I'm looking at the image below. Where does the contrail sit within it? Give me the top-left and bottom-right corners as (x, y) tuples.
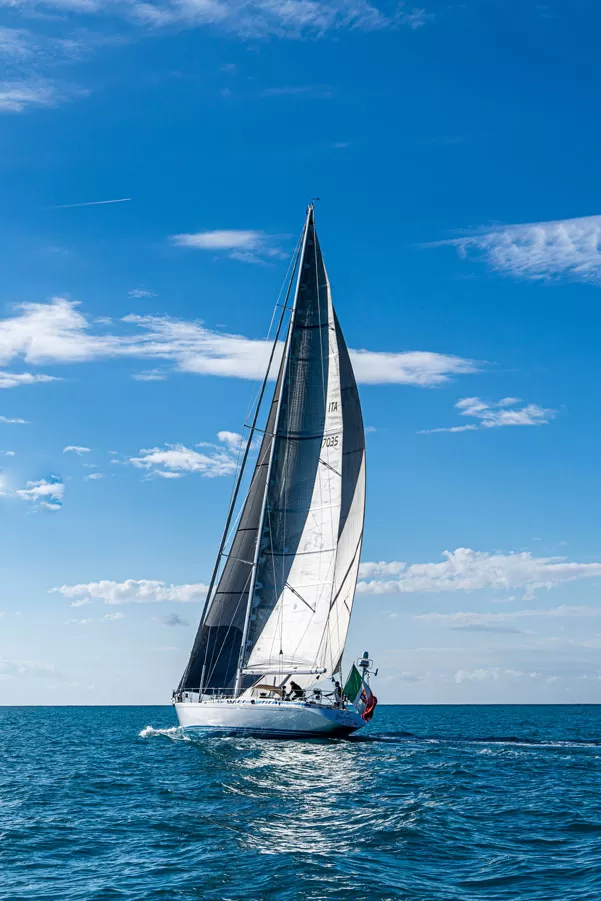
(47, 197), (132, 210)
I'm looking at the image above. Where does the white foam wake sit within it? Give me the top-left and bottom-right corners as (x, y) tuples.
(138, 725), (190, 741)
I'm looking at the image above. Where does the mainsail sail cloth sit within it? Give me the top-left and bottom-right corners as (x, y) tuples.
(179, 207), (365, 695)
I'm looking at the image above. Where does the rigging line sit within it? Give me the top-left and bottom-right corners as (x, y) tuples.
(182, 232), (304, 681)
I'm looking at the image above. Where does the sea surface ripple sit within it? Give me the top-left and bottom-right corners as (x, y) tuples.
(2, 705), (601, 900)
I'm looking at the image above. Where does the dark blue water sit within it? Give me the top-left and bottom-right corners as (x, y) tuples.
(2, 706), (601, 900)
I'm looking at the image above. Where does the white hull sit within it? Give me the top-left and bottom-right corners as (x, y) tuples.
(175, 698), (366, 737)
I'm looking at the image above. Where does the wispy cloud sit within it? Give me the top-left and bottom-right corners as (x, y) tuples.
(454, 667), (545, 684)
(132, 369), (168, 381)
(128, 288), (157, 298)
(0, 79), (61, 112)
(48, 197), (131, 210)
(14, 476), (64, 510)
(170, 229), (287, 264)
(0, 297), (478, 387)
(84, 472), (104, 480)
(53, 579), (208, 604)
(0, 371), (58, 389)
(260, 84), (333, 98)
(63, 445), (91, 454)
(0, 415), (29, 424)
(429, 214), (601, 283)
(417, 606), (601, 630)
(419, 396), (556, 434)
(358, 549), (601, 600)
(13, 0), (429, 38)
(67, 612), (125, 625)
(0, 657), (68, 681)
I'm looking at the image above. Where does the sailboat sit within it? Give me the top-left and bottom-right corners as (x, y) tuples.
(173, 204), (377, 737)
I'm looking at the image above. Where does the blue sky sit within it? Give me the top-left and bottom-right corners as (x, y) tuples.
(2, 0), (601, 704)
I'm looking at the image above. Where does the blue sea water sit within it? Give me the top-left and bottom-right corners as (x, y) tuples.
(2, 706), (601, 900)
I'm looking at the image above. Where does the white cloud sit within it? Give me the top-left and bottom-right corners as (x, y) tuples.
(128, 441), (237, 478)
(84, 472), (104, 480)
(0, 371), (58, 389)
(430, 214), (601, 283)
(0, 415), (28, 424)
(419, 396), (555, 434)
(14, 476), (64, 510)
(53, 579), (208, 604)
(170, 229), (287, 264)
(358, 548), (601, 600)
(0, 450), (15, 456)
(217, 430), (243, 450)
(63, 445), (91, 454)
(129, 289), (157, 298)
(0, 79), (62, 112)
(0, 297), (477, 387)
(349, 350), (477, 386)
(67, 612), (125, 624)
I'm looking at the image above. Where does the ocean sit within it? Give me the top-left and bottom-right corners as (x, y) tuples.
(2, 705), (601, 900)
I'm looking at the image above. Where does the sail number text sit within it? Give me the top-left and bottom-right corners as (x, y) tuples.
(322, 434), (340, 448)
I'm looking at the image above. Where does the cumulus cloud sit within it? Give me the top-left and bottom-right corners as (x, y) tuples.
(0, 297), (477, 387)
(419, 397), (555, 434)
(216, 430), (243, 450)
(63, 445), (91, 454)
(358, 548), (601, 600)
(53, 579), (208, 605)
(14, 476), (64, 510)
(429, 214), (601, 283)
(128, 439), (237, 479)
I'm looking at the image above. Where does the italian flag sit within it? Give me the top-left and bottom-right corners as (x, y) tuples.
(343, 664), (378, 722)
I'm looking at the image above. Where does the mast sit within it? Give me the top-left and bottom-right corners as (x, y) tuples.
(232, 204), (314, 696)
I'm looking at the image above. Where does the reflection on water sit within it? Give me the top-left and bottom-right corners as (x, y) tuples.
(4, 705), (601, 901)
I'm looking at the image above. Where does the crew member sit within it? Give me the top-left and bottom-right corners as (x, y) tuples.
(288, 680), (303, 700)
(333, 681), (343, 707)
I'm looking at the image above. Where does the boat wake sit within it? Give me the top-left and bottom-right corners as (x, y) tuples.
(138, 725), (192, 741)
(353, 731), (601, 749)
